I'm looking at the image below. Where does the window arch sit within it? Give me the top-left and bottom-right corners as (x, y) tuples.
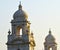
(16, 26), (22, 36)
(50, 48), (52, 50)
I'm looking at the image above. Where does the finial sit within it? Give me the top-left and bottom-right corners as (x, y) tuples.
(8, 29), (11, 35)
(19, 1), (22, 10)
(49, 28), (51, 34)
(20, 1), (21, 5)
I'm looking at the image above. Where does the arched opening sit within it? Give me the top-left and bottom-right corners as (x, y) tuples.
(20, 28), (22, 35)
(16, 26), (22, 36)
(49, 48), (52, 50)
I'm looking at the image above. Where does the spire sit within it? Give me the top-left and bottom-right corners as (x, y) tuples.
(49, 28), (51, 34)
(19, 1), (22, 10)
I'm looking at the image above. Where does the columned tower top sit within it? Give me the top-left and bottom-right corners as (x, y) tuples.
(6, 2), (35, 50)
(44, 29), (57, 50)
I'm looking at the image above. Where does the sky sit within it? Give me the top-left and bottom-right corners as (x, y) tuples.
(0, 0), (60, 50)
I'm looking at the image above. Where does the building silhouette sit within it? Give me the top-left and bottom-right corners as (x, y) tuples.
(6, 2), (35, 50)
(6, 2), (57, 50)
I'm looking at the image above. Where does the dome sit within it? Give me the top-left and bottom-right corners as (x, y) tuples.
(45, 29), (55, 42)
(13, 9), (28, 19)
(13, 3), (28, 20)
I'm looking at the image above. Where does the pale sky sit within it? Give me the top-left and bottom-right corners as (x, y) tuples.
(0, 0), (60, 50)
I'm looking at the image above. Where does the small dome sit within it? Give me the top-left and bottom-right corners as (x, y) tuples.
(13, 9), (28, 19)
(45, 29), (55, 42)
(13, 3), (28, 20)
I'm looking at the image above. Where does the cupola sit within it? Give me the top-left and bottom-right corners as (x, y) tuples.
(13, 2), (28, 21)
(45, 29), (55, 43)
(44, 29), (57, 50)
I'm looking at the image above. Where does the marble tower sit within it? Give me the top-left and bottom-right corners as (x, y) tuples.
(6, 2), (35, 50)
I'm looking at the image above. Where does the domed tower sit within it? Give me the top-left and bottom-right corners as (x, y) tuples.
(6, 2), (35, 50)
(44, 29), (57, 50)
